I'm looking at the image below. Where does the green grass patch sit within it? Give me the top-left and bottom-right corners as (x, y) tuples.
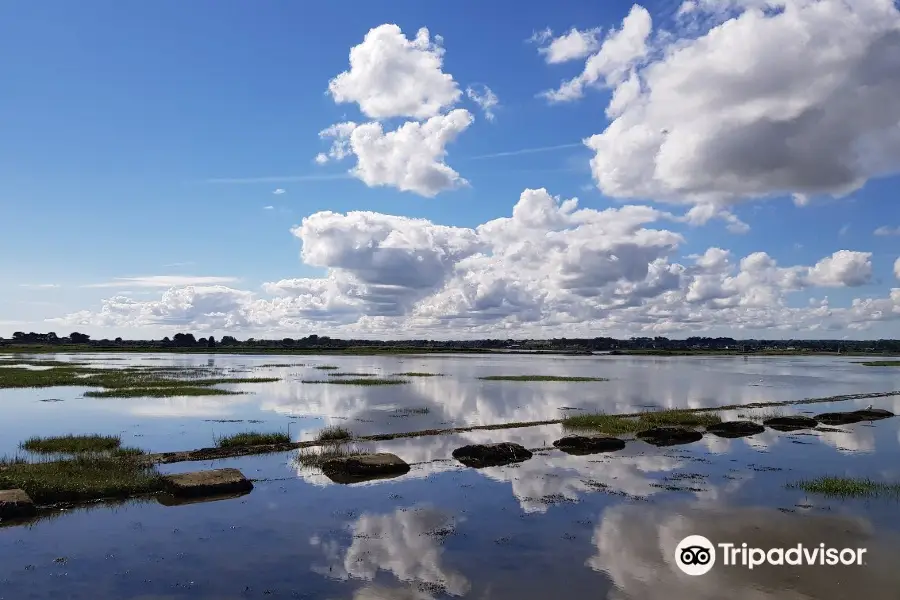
(316, 426), (352, 442)
(858, 361), (900, 367)
(479, 375), (608, 382)
(20, 434), (121, 454)
(394, 372), (443, 377)
(301, 378), (409, 386)
(293, 443), (363, 468)
(214, 431), (291, 448)
(788, 476), (900, 498)
(563, 409), (722, 434)
(84, 386), (245, 398)
(327, 372), (378, 377)
(0, 454), (163, 505)
(313, 365), (340, 370)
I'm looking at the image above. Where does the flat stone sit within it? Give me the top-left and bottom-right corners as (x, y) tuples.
(452, 442), (533, 468)
(763, 415), (819, 431)
(0, 489), (36, 520)
(553, 435), (626, 455)
(320, 453), (410, 484)
(162, 468), (253, 498)
(706, 421), (766, 438)
(814, 412), (864, 426)
(635, 427), (704, 447)
(853, 408), (894, 421)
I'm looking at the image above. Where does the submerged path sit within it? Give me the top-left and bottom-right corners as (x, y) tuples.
(141, 389), (900, 465)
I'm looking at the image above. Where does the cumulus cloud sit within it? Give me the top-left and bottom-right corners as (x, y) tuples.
(535, 27), (603, 64)
(272, 188), (285, 195)
(895, 257), (900, 280)
(545, 1), (900, 207)
(318, 24), (480, 197)
(53, 188), (900, 337)
(465, 84), (499, 121)
(317, 110), (474, 197)
(328, 25), (460, 120)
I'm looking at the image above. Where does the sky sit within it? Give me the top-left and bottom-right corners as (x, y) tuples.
(1, 0), (899, 340)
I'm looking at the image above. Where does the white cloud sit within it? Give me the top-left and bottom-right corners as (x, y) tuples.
(545, 1), (900, 208)
(875, 226), (900, 236)
(328, 24), (460, 120)
(54, 188), (900, 337)
(263, 205), (274, 210)
(541, 5), (652, 102)
(272, 188), (286, 195)
(19, 283), (60, 289)
(82, 276), (240, 289)
(895, 257), (900, 280)
(465, 84), (499, 121)
(317, 110), (474, 197)
(536, 27), (603, 64)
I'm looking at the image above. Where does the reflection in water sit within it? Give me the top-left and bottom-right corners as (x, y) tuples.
(591, 503), (900, 600)
(312, 506), (470, 597)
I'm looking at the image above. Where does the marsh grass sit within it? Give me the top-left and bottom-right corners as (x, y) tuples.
(317, 426), (352, 442)
(214, 431), (291, 448)
(20, 434), (121, 454)
(858, 361), (900, 367)
(301, 378), (409, 386)
(563, 409), (722, 434)
(0, 364), (279, 393)
(394, 372), (443, 377)
(84, 386), (245, 398)
(0, 454), (163, 504)
(479, 375), (608, 382)
(327, 372), (378, 377)
(788, 476), (900, 498)
(0, 359), (88, 368)
(738, 410), (785, 421)
(257, 363), (304, 368)
(293, 443), (364, 468)
(313, 365), (340, 370)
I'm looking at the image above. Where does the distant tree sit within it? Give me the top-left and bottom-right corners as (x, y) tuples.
(282, 337), (294, 346)
(69, 332), (91, 344)
(207, 336), (216, 348)
(114, 337), (123, 344)
(220, 335), (238, 346)
(172, 333), (197, 347)
(198, 337), (208, 346)
(12, 332), (25, 341)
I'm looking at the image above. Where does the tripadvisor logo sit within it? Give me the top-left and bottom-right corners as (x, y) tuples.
(674, 535), (868, 576)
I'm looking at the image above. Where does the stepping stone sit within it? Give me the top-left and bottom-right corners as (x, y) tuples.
(636, 427), (704, 447)
(706, 421), (766, 438)
(162, 468), (253, 498)
(0, 489), (36, 520)
(814, 412), (864, 426)
(452, 442), (533, 468)
(320, 453), (410, 484)
(553, 435), (626, 455)
(763, 415), (818, 432)
(853, 408), (894, 421)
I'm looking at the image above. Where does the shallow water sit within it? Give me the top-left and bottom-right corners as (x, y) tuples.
(2, 353), (900, 599)
(2, 352), (899, 456)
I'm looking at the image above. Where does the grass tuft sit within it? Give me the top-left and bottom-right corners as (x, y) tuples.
(214, 431), (291, 448)
(0, 454), (163, 505)
(313, 365), (340, 370)
(85, 386), (245, 398)
(563, 409), (721, 434)
(858, 361), (900, 367)
(316, 426), (352, 442)
(479, 375), (608, 382)
(394, 372), (443, 377)
(301, 378), (408, 386)
(788, 476), (900, 498)
(20, 434), (121, 454)
(327, 372), (378, 377)
(293, 443), (363, 468)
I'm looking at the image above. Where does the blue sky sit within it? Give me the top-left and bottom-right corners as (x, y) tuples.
(1, 0), (899, 339)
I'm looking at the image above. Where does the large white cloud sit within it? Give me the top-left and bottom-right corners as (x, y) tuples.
(535, 27), (604, 64)
(544, 1), (900, 206)
(52, 189), (900, 336)
(328, 25), (460, 120)
(317, 110), (474, 197)
(317, 24), (479, 197)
